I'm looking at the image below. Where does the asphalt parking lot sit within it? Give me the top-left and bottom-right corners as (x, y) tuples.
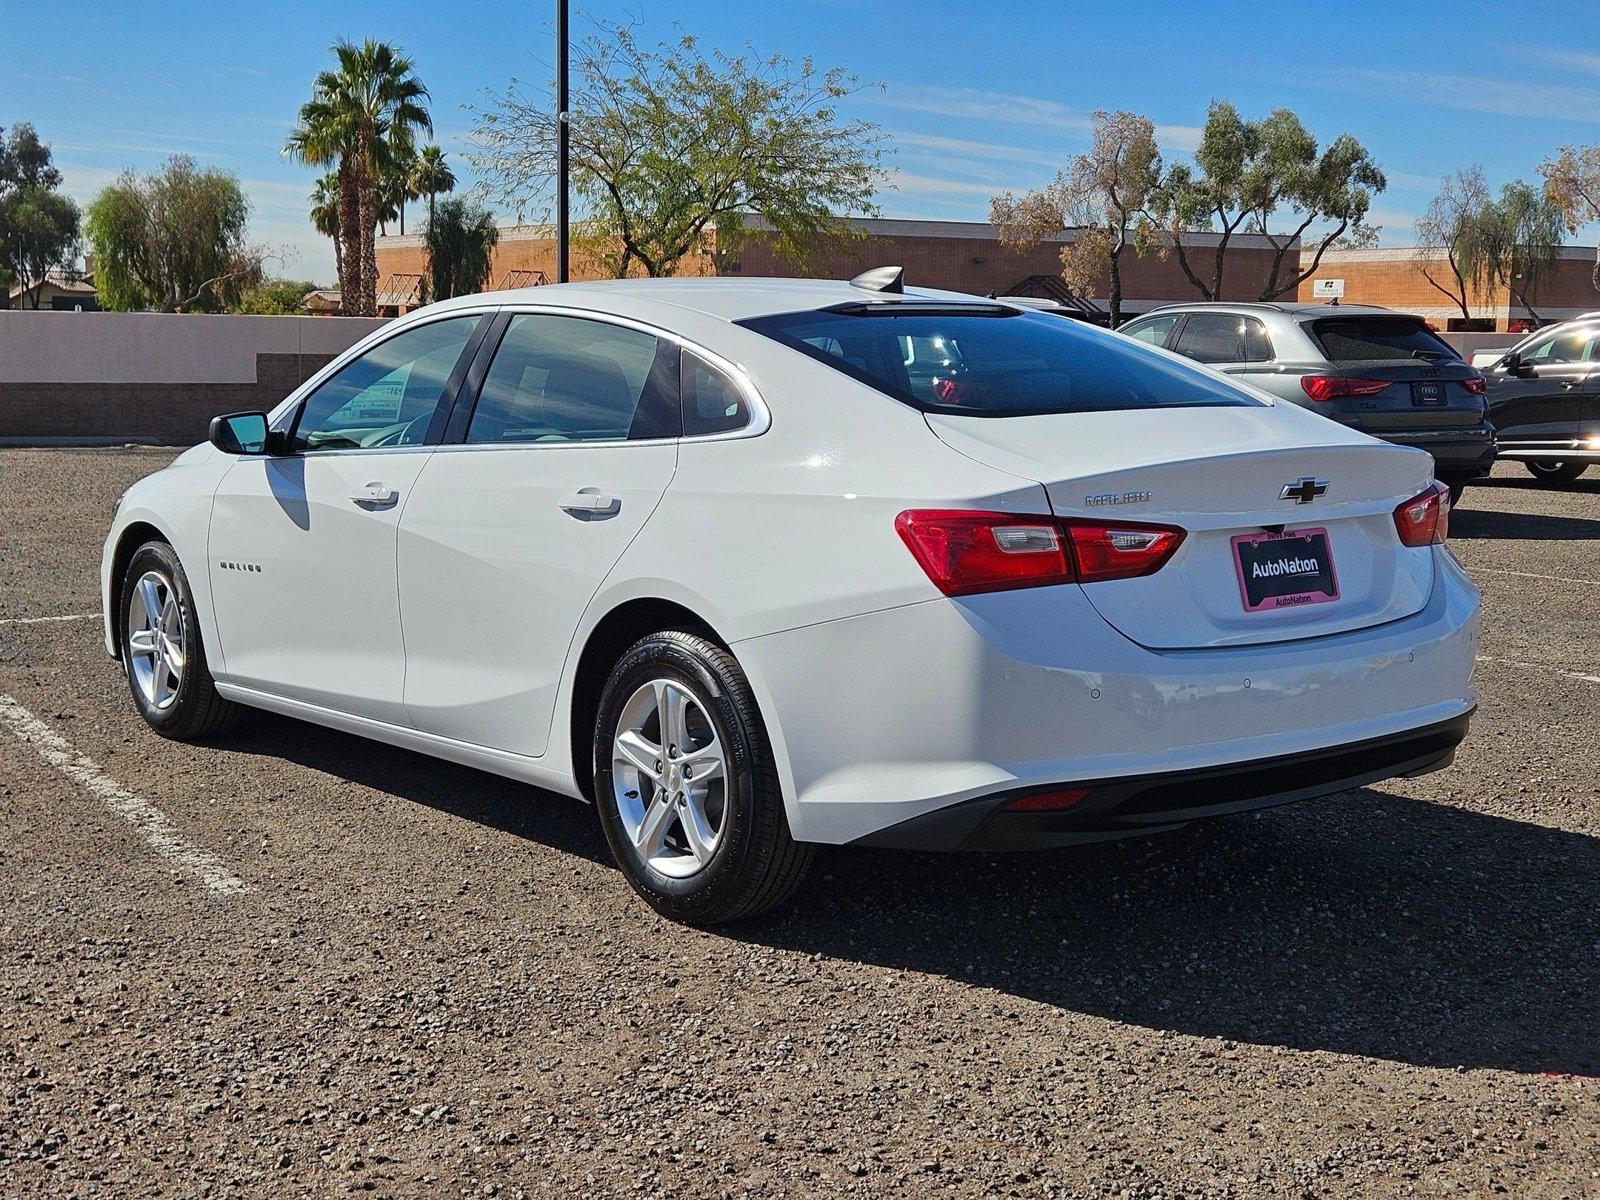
(1, 448), (1597, 1198)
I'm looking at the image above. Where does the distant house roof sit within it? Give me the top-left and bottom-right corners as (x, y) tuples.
(303, 289), (342, 313)
(8, 268), (97, 303)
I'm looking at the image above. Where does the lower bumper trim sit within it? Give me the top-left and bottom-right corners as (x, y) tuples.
(853, 710), (1475, 852)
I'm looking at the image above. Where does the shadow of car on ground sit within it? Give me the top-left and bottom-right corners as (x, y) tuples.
(218, 713), (1600, 1078)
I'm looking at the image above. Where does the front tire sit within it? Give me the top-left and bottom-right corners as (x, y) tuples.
(592, 631), (813, 925)
(1526, 460), (1589, 486)
(119, 541), (242, 740)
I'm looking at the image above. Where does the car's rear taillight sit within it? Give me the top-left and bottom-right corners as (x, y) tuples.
(1062, 520), (1187, 583)
(1393, 481), (1450, 547)
(1300, 376), (1391, 402)
(1461, 375), (1487, 396)
(896, 511), (1185, 595)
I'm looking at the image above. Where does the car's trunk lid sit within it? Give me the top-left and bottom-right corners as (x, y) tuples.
(926, 406), (1438, 649)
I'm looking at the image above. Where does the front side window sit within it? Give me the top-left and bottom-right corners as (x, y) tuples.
(1122, 314), (1177, 347)
(290, 316), (480, 452)
(1519, 324), (1600, 365)
(465, 314), (675, 444)
(738, 308), (1256, 417)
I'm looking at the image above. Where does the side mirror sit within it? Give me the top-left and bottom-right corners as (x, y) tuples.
(1502, 351), (1529, 377)
(209, 411), (271, 455)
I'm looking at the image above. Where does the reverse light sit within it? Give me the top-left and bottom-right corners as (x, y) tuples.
(1393, 481), (1451, 547)
(895, 510), (1186, 596)
(1300, 376), (1391, 403)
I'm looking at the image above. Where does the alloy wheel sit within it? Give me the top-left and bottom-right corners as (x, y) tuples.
(127, 570), (185, 711)
(611, 678), (729, 878)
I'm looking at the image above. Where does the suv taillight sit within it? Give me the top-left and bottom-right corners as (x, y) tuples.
(1461, 375), (1487, 396)
(895, 510), (1186, 596)
(1300, 376), (1391, 402)
(1393, 482), (1450, 547)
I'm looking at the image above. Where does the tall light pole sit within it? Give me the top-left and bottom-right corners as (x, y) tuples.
(556, 0), (570, 283)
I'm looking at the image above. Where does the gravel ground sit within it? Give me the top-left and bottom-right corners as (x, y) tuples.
(0, 448), (1596, 1199)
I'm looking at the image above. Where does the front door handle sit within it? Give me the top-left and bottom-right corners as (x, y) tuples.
(558, 489), (620, 515)
(350, 483), (398, 506)
(1559, 379), (1584, 390)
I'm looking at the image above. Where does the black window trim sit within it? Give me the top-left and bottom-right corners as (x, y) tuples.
(435, 303), (771, 450)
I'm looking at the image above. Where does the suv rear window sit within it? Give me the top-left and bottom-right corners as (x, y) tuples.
(1310, 317), (1460, 362)
(737, 308), (1257, 417)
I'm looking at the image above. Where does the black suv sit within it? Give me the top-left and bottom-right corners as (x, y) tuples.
(1477, 316), (1600, 486)
(1120, 303), (1496, 502)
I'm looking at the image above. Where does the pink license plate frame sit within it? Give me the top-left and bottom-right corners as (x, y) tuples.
(1231, 526), (1340, 613)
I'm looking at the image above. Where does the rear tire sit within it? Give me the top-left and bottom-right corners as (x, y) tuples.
(1526, 460), (1589, 486)
(592, 631), (813, 925)
(119, 541), (243, 740)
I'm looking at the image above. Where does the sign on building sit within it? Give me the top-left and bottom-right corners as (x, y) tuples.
(1312, 278), (1345, 300)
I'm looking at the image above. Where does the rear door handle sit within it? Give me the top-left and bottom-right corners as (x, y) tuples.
(350, 483), (398, 506)
(558, 489), (620, 515)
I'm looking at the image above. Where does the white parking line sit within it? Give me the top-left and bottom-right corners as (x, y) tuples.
(1477, 656), (1600, 686)
(0, 612), (98, 627)
(1473, 567), (1600, 588)
(0, 694), (248, 896)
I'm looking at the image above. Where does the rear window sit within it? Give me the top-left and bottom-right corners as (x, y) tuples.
(736, 308), (1258, 417)
(1310, 317), (1460, 362)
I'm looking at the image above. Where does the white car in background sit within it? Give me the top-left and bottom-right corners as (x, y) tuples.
(102, 271), (1480, 924)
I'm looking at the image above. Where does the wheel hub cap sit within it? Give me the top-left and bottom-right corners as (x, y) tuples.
(127, 570), (184, 711)
(612, 679), (728, 879)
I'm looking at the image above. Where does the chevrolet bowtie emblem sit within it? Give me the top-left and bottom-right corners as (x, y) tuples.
(1280, 478), (1328, 504)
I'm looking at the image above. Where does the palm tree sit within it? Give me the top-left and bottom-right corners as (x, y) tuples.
(424, 197), (499, 301)
(308, 173), (343, 305)
(285, 39), (431, 316)
(409, 144), (456, 232)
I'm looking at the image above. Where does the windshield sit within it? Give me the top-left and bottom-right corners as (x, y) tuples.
(1309, 317), (1460, 362)
(737, 308), (1260, 417)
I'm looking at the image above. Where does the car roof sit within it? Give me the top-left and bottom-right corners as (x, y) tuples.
(412, 276), (1003, 324)
(1131, 301), (1407, 321)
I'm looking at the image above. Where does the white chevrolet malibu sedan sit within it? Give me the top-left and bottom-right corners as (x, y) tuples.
(102, 273), (1480, 923)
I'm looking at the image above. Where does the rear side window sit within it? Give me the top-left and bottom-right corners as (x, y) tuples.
(1170, 313), (1273, 364)
(1311, 317), (1459, 362)
(737, 308), (1256, 417)
(465, 314), (677, 444)
(681, 350), (751, 435)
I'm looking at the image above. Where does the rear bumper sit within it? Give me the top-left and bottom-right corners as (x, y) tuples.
(734, 548), (1480, 846)
(855, 710), (1472, 850)
(1370, 424), (1497, 478)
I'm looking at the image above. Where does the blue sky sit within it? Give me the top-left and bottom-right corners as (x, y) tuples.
(6, 0), (1600, 284)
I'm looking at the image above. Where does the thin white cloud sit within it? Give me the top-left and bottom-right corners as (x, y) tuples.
(896, 132), (1062, 167)
(1311, 68), (1600, 123)
(1522, 48), (1600, 76)
(879, 169), (1021, 199)
(871, 85), (1094, 131)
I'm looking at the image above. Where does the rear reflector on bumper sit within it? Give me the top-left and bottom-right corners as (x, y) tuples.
(1000, 787), (1092, 813)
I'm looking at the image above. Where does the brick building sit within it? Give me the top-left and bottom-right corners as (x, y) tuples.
(373, 216), (1299, 319)
(1296, 245), (1600, 332)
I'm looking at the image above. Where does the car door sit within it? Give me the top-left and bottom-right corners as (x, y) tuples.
(397, 309), (681, 757)
(1485, 323), (1599, 449)
(208, 312), (488, 724)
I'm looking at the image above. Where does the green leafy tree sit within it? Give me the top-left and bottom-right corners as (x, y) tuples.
(471, 23), (886, 277)
(309, 172), (343, 299)
(0, 122), (81, 309)
(86, 155), (263, 312)
(1150, 101), (1384, 301)
(229, 278), (322, 315)
(286, 39), (431, 315)
(1538, 144), (1600, 290)
(1480, 180), (1566, 326)
(991, 110), (1161, 327)
(409, 144), (455, 230)
(424, 196), (499, 300)
(1414, 167), (1495, 324)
